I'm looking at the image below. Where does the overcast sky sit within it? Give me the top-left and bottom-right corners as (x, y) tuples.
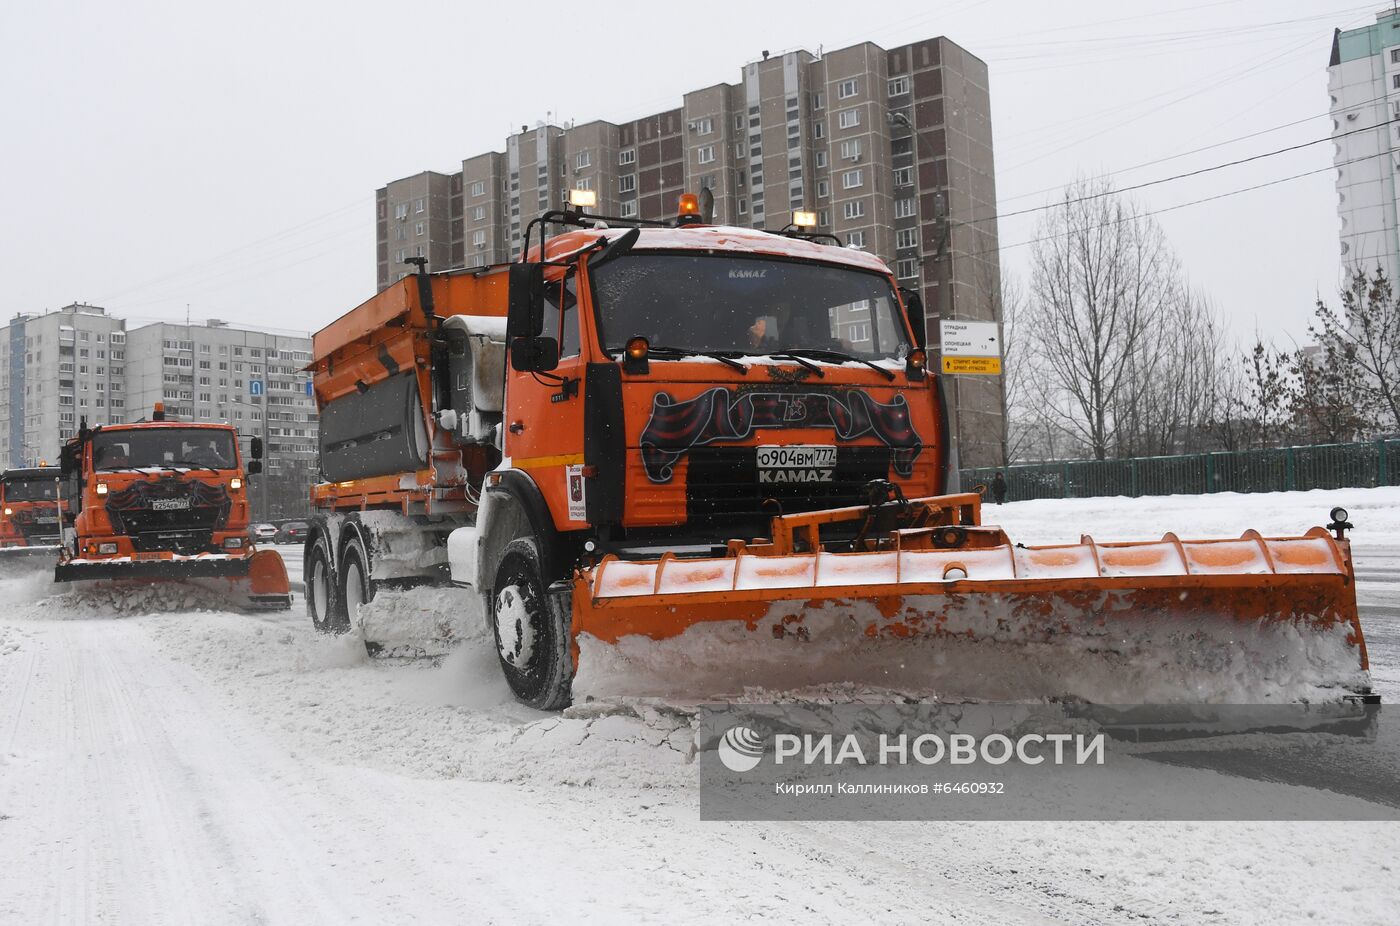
(0, 0), (1377, 346)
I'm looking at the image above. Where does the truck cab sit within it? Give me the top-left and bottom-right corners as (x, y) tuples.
(0, 466), (62, 551)
(498, 221), (946, 549)
(58, 412), (259, 561)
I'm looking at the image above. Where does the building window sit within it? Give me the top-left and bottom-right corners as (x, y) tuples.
(840, 139), (862, 160)
(470, 180), (486, 197)
(1392, 49), (1400, 64)
(848, 230), (865, 248)
(895, 198), (916, 218)
(815, 150), (827, 168)
(888, 76), (910, 96)
(838, 78), (858, 99)
(896, 228), (918, 249)
(697, 145), (715, 164)
(619, 174), (636, 193)
(394, 202), (409, 220)
(738, 198), (748, 215)
(817, 180), (829, 198)
(576, 177), (592, 191)
(837, 108), (860, 129)
(818, 209), (829, 226)
(575, 151), (591, 169)
(894, 166), (913, 186)
(694, 117), (713, 135)
(472, 230), (486, 248)
(841, 169), (863, 189)
(812, 91), (825, 110)
(843, 200), (865, 220)
(897, 259), (918, 279)
(619, 148), (636, 165)
(1393, 73), (1400, 89)
(472, 205), (486, 220)
(415, 222), (425, 236)
(415, 198), (425, 213)
(620, 200), (638, 218)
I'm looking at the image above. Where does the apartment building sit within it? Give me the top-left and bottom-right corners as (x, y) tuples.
(0, 304), (128, 469)
(1329, 11), (1400, 282)
(373, 35), (1003, 465)
(123, 320), (319, 519)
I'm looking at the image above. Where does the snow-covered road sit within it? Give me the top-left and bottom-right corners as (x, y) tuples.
(2, 490), (1399, 924)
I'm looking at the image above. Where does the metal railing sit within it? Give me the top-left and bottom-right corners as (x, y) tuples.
(962, 440), (1400, 502)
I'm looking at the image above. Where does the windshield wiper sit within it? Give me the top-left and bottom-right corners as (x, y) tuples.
(773, 347), (896, 381)
(640, 345), (748, 373)
(768, 350), (825, 377)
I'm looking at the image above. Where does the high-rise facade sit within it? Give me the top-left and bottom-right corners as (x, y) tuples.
(1329, 11), (1400, 282)
(374, 36), (1003, 465)
(0, 304), (128, 469)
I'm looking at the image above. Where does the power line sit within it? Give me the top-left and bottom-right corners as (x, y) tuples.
(959, 117), (1391, 230)
(963, 148), (1387, 262)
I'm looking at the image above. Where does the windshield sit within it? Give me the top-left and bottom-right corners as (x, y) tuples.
(90, 428), (239, 472)
(588, 254), (910, 360)
(3, 477), (57, 502)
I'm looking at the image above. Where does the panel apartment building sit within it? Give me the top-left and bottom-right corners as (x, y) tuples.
(376, 36), (1005, 467)
(0, 309), (318, 519)
(1329, 10), (1400, 283)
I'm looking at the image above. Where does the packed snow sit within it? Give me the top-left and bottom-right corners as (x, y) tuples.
(1, 488), (1398, 923)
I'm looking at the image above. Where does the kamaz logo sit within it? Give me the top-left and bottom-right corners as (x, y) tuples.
(728, 268), (767, 279)
(758, 469), (833, 484)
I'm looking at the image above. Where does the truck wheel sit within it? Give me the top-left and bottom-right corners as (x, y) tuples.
(306, 531), (347, 633)
(340, 530), (375, 628)
(490, 538), (571, 710)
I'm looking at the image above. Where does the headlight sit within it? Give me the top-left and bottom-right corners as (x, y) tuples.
(230, 477), (242, 490)
(96, 483), (109, 495)
(98, 542), (118, 554)
(3, 507), (11, 516)
(1330, 506), (1349, 523)
(223, 537), (244, 549)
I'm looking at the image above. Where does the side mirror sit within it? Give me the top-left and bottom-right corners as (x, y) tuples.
(510, 336), (560, 373)
(247, 460), (263, 476)
(508, 262), (546, 338)
(900, 287), (927, 348)
(250, 436), (264, 460)
(588, 226), (640, 271)
(59, 443), (78, 476)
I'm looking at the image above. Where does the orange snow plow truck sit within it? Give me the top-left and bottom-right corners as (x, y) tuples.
(304, 197), (1376, 709)
(0, 465), (63, 559)
(54, 407), (292, 610)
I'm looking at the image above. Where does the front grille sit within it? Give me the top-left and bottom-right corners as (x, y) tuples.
(115, 507), (222, 555)
(685, 446), (892, 527)
(19, 520), (60, 543)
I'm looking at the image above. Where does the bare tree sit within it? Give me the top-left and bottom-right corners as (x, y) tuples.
(1027, 177), (1179, 460)
(1310, 268), (1400, 433)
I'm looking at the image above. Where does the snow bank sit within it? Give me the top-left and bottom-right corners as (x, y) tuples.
(986, 486), (1400, 546)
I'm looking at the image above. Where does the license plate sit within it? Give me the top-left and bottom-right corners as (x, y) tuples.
(36, 516), (57, 524)
(151, 498), (192, 511)
(757, 445), (836, 484)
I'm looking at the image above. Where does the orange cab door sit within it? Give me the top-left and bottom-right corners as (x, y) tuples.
(504, 270), (590, 532)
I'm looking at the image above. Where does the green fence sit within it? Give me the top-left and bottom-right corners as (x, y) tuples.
(961, 440), (1400, 502)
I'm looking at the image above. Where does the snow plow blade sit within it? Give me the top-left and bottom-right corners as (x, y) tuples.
(571, 494), (1375, 704)
(54, 547), (293, 611)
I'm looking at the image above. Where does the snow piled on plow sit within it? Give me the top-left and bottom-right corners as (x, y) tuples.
(572, 599), (1364, 705)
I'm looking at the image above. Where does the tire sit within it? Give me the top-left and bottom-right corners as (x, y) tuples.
(306, 530), (347, 633)
(490, 538), (572, 710)
(339, 529), (375, 629)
